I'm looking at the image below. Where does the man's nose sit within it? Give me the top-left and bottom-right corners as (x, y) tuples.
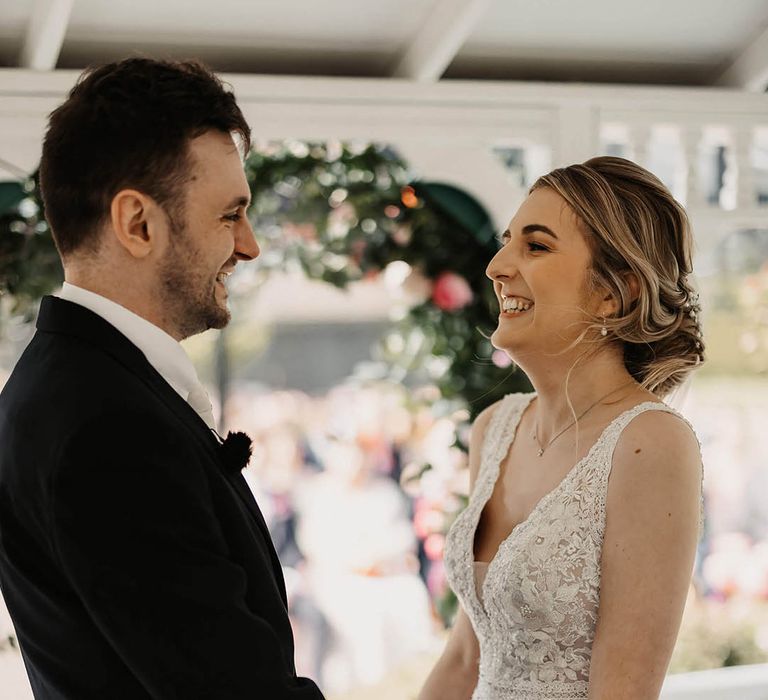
(235, 217), (260, 261)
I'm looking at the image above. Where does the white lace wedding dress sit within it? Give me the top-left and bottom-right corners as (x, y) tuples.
(444, 391), (697, 700)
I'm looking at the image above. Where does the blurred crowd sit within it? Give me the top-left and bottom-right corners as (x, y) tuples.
(2, 374), (768, 689)
(224, 376), (768, 687)
(225, 383), (451, 693)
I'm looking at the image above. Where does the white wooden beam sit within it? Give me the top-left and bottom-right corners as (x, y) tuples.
(19, 0), (74, 71)
(717, 22), (768, 92)
(3, 69), (768, 117)
(392, 0), (491, 82)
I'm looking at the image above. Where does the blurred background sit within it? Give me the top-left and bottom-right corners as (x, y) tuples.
(2, 1), (768, 698)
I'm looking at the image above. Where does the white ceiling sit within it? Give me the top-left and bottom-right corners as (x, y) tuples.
(1, 0), (768, 86)
(454, 0), (768, 83)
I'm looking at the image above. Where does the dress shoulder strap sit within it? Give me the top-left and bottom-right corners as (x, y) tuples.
(476, 392), (535, 492)
(598, 401), (700, 473)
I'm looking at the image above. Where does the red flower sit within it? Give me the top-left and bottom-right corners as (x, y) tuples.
(432, 272), (473, 311)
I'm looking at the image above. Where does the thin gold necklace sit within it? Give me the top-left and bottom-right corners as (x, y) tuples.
(532, 381), (636, 457)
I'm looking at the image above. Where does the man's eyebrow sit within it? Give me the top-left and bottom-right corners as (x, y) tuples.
(224, 196), (251, 210)
(521, 224), (559, 240)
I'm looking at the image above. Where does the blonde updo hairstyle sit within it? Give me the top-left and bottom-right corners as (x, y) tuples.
(531, 156), (704, 398)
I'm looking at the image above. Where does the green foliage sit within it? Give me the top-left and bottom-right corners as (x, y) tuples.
(0, 142), (530, 415)
(0, 174), (63, 325)
(246, 141), (530, 419)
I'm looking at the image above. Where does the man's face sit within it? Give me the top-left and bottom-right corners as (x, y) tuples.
(158, 131), (258, 339)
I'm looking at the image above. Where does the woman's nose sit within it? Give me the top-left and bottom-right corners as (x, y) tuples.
(486, 245), (515, 283)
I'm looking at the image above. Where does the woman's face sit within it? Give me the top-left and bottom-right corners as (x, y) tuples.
(486, 186), (607, 362)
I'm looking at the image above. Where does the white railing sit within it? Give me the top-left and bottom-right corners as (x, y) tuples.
(662, 663), (768, 700)
(0, 69), (766, 263)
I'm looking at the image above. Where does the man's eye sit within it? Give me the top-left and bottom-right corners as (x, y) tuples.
(224, 213), (242, 222)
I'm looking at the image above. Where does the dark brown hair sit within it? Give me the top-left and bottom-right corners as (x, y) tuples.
(532, 156), (704, 397)
(39, 57), (251, 257)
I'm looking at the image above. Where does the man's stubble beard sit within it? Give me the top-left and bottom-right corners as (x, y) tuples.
(158, 219), (231, 340)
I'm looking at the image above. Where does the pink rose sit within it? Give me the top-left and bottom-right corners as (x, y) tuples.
(432, 272), (473, 311)
(492, 350), (513, 368)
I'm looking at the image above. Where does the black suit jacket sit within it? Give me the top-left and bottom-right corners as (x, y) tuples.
(0, 297), (324, 699)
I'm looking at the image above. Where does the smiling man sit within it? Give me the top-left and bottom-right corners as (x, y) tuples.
(0, 58), (324, 699)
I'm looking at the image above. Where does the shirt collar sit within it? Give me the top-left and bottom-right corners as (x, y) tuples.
(57, 282), (201, 401)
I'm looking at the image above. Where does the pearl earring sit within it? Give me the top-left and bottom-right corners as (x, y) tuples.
(601, 318), (608, 337)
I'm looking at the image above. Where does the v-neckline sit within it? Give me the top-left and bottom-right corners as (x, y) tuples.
(470, 395), (663, 574)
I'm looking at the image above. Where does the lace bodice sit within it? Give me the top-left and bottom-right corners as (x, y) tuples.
(443, 392), (699, 700)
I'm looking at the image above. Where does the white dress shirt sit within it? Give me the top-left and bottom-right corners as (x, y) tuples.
(57, 282), (216, 429)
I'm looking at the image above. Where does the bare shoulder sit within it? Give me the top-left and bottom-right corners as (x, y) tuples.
(614, 405), (701, 472)
(609, 405), (702, 515)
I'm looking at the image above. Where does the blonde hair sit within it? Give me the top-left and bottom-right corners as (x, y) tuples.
(531, 156), (704, 398)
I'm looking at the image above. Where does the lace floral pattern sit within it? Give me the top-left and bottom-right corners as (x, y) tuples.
(443, 392), (699, 700)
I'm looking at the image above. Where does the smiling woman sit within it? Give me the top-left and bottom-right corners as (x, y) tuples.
(531, 158), (704, 395)
(420, 156), (705, 700)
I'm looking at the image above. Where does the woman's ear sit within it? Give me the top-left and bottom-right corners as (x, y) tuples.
(599, 272), (640, 317)
(625, 271), (641, 304)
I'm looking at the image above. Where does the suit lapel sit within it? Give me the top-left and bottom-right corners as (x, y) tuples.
(138, 373), (287, 600)
(36, 297), (284, 597)
(219, 471), (288, 600)
(135, 373), (281, 574)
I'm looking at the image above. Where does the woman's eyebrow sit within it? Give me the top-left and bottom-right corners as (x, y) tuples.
(521, 224), (559, 240)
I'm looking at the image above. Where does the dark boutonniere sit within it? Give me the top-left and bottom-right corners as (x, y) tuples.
(217, 431), (253, 475)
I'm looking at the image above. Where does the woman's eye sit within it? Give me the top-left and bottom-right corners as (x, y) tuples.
(527, 242), (548, 252)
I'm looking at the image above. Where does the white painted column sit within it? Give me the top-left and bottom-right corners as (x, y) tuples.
(719, 130), (738, 211)
(733, 126), (757, 210)
(680, 126), (707, 209)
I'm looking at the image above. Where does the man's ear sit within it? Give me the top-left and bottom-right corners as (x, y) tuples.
(109, 189), (167, 259)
